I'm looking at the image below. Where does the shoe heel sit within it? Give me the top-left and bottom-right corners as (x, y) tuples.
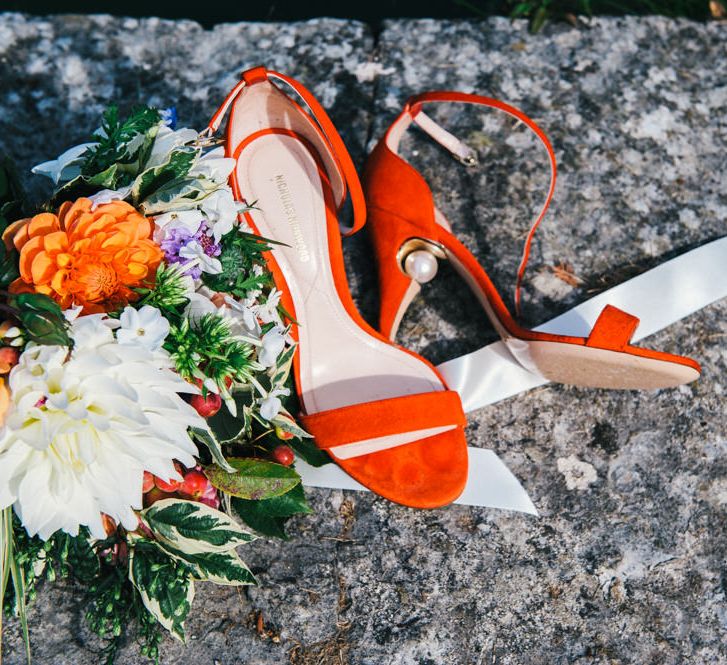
(369, 207), (445, 339)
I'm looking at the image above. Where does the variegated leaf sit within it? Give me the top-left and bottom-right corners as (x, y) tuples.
(157, 543), (256, 586)
(141, 498), (255, 555)
(128, 544), (195, 642)
(190, 426), (236, 472)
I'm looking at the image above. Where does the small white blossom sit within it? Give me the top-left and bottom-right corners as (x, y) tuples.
(116, 306), (170, 351)
(152, 210), (205, 244)
(179, 240), (223, 275)
(259, 387), (290, 421)
(259, 327), (286, 368)
(199, 189), (244, 242)
(190, 146), (236, 181)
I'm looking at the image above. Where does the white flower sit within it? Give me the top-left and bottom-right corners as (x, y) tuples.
(116, 306), (170, 351)
(256, 288), (284, 326)
(190, 146), (236, 182)
(199, 189), (243, 242)
(31, 142), (96, 184)
(259, 387), (290, 421)
(152, 210), (205, 244)
(258, 327), (286, 368)
(88, 184), (133, 209)
(222, 295), (260, 336)
(0, 314), (203, 540)
(179, 240), (223, 275)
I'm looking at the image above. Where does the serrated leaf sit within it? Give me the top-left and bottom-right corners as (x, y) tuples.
(129, 543), (195, 642)
(141, 498), (255, 555)
(232, 483), (312, 539)
(190, 426), (235, 472)
(156, 543), (256, 586)
(204, 458), (301, 501)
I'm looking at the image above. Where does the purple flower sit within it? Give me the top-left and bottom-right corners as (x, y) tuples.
(161, 224), (222, 280)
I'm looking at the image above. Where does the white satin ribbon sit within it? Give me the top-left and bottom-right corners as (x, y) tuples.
(296, 448), (538, 514)
(298, 238), (726, 513)
(439, 237), (727, 412)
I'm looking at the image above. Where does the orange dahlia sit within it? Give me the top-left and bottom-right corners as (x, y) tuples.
(3, 198), (163, 313)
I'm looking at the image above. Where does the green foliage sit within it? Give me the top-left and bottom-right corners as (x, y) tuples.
(233, 483), (312, 540)
(130, 148), (197, 206)
(140, 499), (255, 552)
(82, 106), (162, 182)
(134, 263), (192, 319)
(129, 541), (195, 642)
(0, 155), (23, 288)
(52, 105), (162, 203)
(456, 0), (711, 32)
(205, 458), (302, 501)
(165, 313), (256, 388)
(201, 231), (272, 300)
(6, 292), (72, 347)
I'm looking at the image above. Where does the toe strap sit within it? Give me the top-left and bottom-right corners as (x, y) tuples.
(586, 304), (640, 351)
(300, 390), (466, 460)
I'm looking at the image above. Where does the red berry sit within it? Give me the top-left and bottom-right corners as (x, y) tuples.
(274, 425), (295, 441)
(0, 347), (19, 371)
(142, 471), (155, 493)
(179, 470), (210, 499)
(272, 445), (295, 466)
(190, 392), (222, 418)
(154, 475), (181, 492)
(143, 487), (175, 508)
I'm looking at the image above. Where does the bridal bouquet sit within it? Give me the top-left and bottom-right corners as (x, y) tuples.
(0, 107), (320, 663)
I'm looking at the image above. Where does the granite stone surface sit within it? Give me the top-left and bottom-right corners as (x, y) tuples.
(0, 12), (725, 665)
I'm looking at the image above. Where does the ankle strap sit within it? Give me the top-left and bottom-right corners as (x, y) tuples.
(391, 91), (557, 314)
(207, 66), (366, 237)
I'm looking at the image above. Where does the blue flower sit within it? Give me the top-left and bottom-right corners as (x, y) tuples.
(159, 106), (178, 129)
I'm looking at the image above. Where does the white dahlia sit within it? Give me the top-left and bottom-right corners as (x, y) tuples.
(0, 313), (203, 540)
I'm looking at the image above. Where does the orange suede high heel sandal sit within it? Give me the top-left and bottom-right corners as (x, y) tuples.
(207, 69), (468, 508)
(363, 91), (700, 390)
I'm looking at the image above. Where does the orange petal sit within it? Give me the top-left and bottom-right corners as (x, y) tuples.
(126, 263), (148, 279)
(42, 230), (69, 253)
(50, 269), (68, 295)
(28, 213), (60, 238)
(18, 237), (46, 281)
(2, 218), (30, 251)
(97, 201), (134, 219)
(60, 198), (93, 232)
(30, 253), (57, 284)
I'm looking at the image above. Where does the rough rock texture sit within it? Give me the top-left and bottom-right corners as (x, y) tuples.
(1, 12), (725, 665)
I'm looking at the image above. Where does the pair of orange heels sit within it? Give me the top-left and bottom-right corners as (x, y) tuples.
(208, 67), (700, 508)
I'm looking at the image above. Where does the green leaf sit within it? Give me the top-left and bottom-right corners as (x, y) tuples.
(141, 498), (255, 556)
(271, 413), (312, 439)
(0, 244), (19, 288)
(190, 426), (235, 473)
(154, 543), (255, 586)
(232, 483), (312, 540)
(128, 543), (195, 642)
(87, 163), (121, 189)
(206, 391), (252, 444)
(289, 436), (331, 467)
(9, 292), (72, 346)
(131, 148), (197, 204)
(204, 458), (301, 501)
